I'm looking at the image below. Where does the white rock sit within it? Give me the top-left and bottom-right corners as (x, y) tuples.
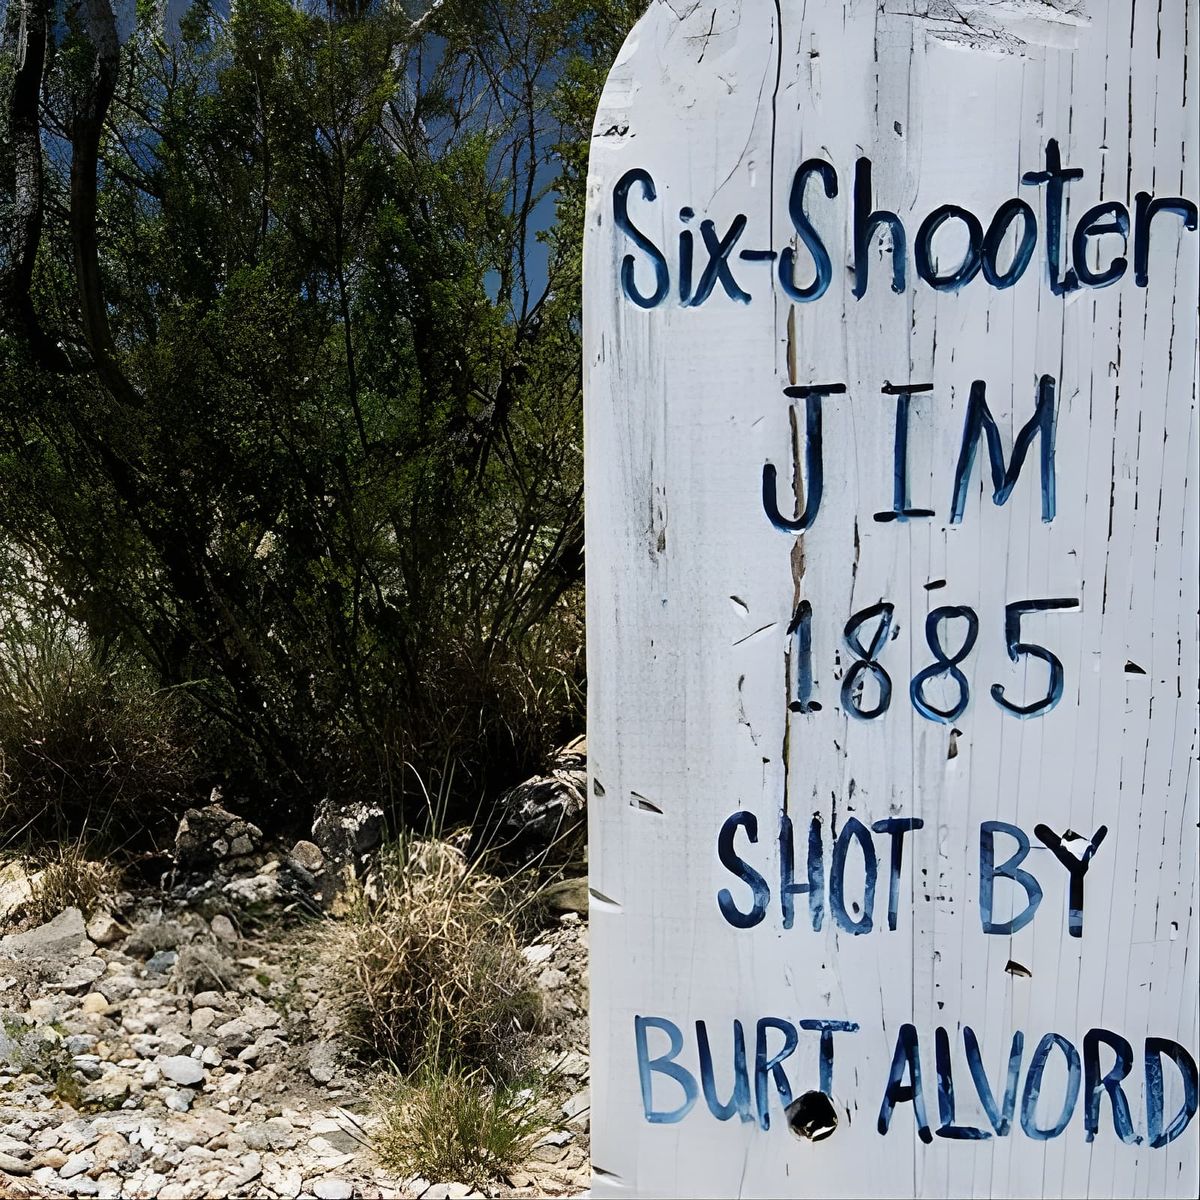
(58, 1150), (94, 1178)
(522, 943), (555, 965)
(159, 1056), (205, 1087)
(312, 1180), (354, 1200)
(261, 1162), (302, 1198)
(162, 1088), (193, 1113)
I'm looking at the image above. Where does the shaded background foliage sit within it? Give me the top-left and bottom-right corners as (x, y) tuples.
(0, 0), (644, 840)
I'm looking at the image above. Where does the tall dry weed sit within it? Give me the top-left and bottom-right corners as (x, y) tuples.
(320, 837), (542, 1077)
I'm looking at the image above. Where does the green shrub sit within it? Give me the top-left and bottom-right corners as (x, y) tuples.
(372, 1062), (547, 1188)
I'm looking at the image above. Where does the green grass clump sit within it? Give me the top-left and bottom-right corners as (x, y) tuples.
(372, 1062), (546, 1187)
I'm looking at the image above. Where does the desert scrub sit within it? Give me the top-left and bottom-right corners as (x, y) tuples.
(321, 836), (542, 1076)
(372, 1062), (546, 1187)
(27, 848), (120, 924)
(0, 568), (195, 847)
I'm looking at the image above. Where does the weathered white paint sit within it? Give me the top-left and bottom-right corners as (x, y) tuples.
(583, 2), (1199, 1196)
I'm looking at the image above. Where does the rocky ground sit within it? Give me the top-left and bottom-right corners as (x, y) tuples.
(0, 761), (591, 1200)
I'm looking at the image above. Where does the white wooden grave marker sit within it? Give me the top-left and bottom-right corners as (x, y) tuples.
(583, 2), (1199, 1196)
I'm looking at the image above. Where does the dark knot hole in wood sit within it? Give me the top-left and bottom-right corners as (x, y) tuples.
(786, 1090), (839, 1141)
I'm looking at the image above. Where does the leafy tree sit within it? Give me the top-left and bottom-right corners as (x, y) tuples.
(0, 0), (643, 828)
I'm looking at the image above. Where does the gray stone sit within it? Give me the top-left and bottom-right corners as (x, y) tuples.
(307, 1042), (339, 1085)
(96, 974), (136, 1004)
(209, 915), (237, 943)
(124, 919), (188, 959)
(0, 1150), (31, 1175)
(228, 1154), (262, 1187)
(241, 1003), (279, 1031)
(49, 956), (107, 993)
(70, 1054), (104, 1080)
(0, 908), (88, 961)
(557, 1050), (590, 1079)
(190, 1008), (217, 1033)
(261, 1162), (302, 1198)
(214, 1018), (253, 1053)
(0, 862), (41, 925)
(159, 1056), (205, 1087)
(191, 991), (226, 1010)
(82, 1073), (132, 1106)
(174, 803), (262, 873)
(92, 1134), (131, 1170)
(63, 1180), (101, 1197)
(242, 1117), (296, 1152)
(144, 950), (178, 975)
(288, 841), (324, 874)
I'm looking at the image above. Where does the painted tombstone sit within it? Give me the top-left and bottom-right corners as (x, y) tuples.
(583, 1), (1199, 1197)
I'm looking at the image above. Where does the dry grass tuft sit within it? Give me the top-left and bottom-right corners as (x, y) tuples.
(321, 836), (542, 1077)
(27, 848), (120, 923)
(372, 1062), (546, 1187)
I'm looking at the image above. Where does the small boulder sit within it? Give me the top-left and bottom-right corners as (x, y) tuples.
(174, 802), (263, 873)
(221, 875), (280, 905)
(288, 841), (324, 874)
(48, 956), (107, 993)
(85, 912), (123, 947)
(307, 1041), (340, 1085)
(542, 876), (589, 915)
(311, 799), (384, 902)
(92, 1133), (132, 1171)
(58, 1152), (93, 1179)
(144, 950), (178, 976)
(209, 915), (237, 943)
(0, 907), (88, 962)
(312, 1180), (353, 1200)
(214, 1018), (254, 1053)
(159, 1055), (205, 1088)
(0, 1150), (31, 1176)
(190, 1008), (217, 1034)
